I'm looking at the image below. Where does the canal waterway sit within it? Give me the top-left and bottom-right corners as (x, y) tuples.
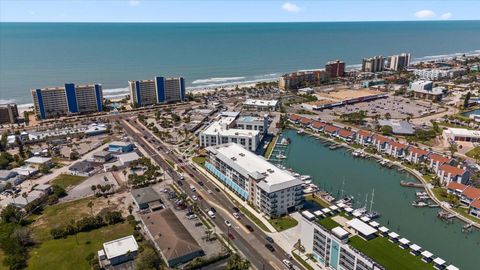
(275, 129), (479, 270)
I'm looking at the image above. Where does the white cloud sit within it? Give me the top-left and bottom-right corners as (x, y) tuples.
(129, 0), (140, 7)
(441, 12), (452, 20)
(282, 2), (301, 13)
(414, 10), (436, 19)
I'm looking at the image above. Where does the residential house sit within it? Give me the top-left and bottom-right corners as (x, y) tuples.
(446, 182), (467, 197)
(385, 141), (408, 158)
(310, 121), (327, 133)
(288, 114), (301, 124)
(337, 129), (356, 142)
(371, 134), (390, 152)
(468, 199), (480, 218)
(460, 186), (480, 206)
(405, 147), (430, 164)
(437, 164), (469, 185)
(356, 130), (372, 145)
(324, 125), (340, 136)
(299, 117), (313, 127)
(427, 153), (452, 173)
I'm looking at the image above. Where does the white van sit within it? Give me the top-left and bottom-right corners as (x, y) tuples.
(207, 210), (216, 218)
(190, 185), (196, 192)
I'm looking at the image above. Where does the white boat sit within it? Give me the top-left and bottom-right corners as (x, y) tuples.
(276, 154), (287, 159)
(412, 201), (428, 207)
(304, 180), (312, 185)
(300, 175), (311, 181)
(297, 129), (305, 135)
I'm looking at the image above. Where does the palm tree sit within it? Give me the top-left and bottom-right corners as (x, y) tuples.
(128, 205), (133, 215)
(87, 201), (94, 216)
(22, 192), (29, 205)
(91, 185), (96, 195)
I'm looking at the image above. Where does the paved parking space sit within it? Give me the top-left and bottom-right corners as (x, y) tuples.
(61, 172), (118, 201)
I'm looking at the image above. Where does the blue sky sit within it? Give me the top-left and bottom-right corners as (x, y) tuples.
(1, 0), (479, 22)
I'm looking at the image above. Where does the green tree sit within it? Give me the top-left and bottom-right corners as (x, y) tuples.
(226, 254), (251, 270)
(463, 91), (471, 108)
(135, 248), (162, 270)
(380, 125), (393, 135)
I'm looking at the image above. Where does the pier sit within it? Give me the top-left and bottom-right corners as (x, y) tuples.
(400, 181), (425, 188)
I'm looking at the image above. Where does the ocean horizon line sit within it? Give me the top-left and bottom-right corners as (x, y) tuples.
(2, 20), (480, 24)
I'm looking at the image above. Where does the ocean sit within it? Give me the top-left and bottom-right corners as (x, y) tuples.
(1, 21), (480, 107)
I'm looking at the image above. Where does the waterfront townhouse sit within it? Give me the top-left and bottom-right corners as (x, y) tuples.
(436, 164), (469, 185)
(355, 130), (373, 145)
(371, 134), (390, 152)
(385, 141), (408, 159)
(287, 114), (301, 124)
(446, 182), (467, 197)
(468, 199), (480, 218)
(310, 121), (327, 133)
(426, 153), (452, 173)
(205, 143), (303, 217)
(199, 113), (268, 152)
(128, 76), (185, 107)
(337, 129), (356, 142)
(405, 146), (430, 164)
(324, 125), (340, 137)
(299, 117), (313, 127)
(31, 83), (103, 119)
(460, 186), (480, 206)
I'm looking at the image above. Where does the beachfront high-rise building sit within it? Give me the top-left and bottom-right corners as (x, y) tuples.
(387, 53), (411, 71)
(325, 60), (346, 78)
(31, 83), (103, 120)
(0, 103), (19, 124)
(278, 70), (329, 91)
(361, 56), (385, 73)
(128, 76), (185, 107)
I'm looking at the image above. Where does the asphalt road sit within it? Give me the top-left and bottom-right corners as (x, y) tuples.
(121, 119), (300, 270)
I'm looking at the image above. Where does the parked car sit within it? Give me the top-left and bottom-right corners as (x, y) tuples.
(228, 233), (235, 240)
(233, 212), (240, 219)
(191, 195), (198, 201)
(282, 259), (293, 269)
(210, 207), (216, 213)
(208, 210), (216, 219)
(232, 207), (240, 213)
(266, 236), (274, 243)
(265, 243), (275, 252)
(186, 214), (197, 220)
(224, 220), (232, 227)
(245, 224), (254, 232)
(214, 187), (221, 192)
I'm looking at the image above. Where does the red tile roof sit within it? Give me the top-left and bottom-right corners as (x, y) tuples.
(289, 114), (301, 121)
(299, 117), (313, 125)
(470, 199), (480, 209)
(408, 147), (429, 157)
(446, 182), (467, 191)
(428, 153), (451, 164)
(389, 140), (408, 150)
(462, 186), (480, 200)
(357, 130), (372, 137)
(324, 125), (340, 134)
(373, 134), (390, 144)
(439, 164), (466, 177)
(311, 121), (327, 129)
(338, 129), (355, 138)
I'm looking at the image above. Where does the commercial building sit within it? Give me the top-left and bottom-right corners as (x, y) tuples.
(410, 80), (433, 92)
(98, 235), (138, 268)
(325, 60), (345, 78)
(361, 56), (385, 73)
(377, 119), (415, 135)
(387, 53), (411, 71)
(128, 76), (185, 107)
(442, 128), (480, 143)
(242, 99), (279, 111)
(140, 209), (204, 267)
(199, 113), (268, 151)
(131, 186), (163, 210)
(31, 83), (103, 119)
(0, 103), (19, 124)
(108, 141), (134, 153)
(278, 70), (329, 91)
(205, 143), (303, 217)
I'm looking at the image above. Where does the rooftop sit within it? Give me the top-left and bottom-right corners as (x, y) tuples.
(377, 119), (414, 135)
(25, 156), (51, 164)
(202, 117), (259, 138)
(109, 141), (133, 147)
(103, 235), (138, 259)
(207, 143), (302, 193)
(438, 164), (466, 176)
(131, 186), (162, 205)
(346, 218), (377, 237)
(243, 99), (278, 107)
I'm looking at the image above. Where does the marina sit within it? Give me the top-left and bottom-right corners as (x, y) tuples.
(277, 129), (480, 270)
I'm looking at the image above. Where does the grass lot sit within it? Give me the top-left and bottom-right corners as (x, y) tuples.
(239, 206), (271, 233)
(269, 216), (298, 231)
(432, 188), (448, 202)
(292, 252), (314, 270)
(465, 147), (480, 160)
(349, 236), (434, 270)
(192, 156), (206, 166)
(453, 207), (480, 223)
(317, 217), (341, 230)
(28, 222), (133, 270)
(305, 194), (331, 208)
(50, 174), (87, 189)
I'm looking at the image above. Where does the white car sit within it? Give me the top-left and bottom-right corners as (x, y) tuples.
(282, 259), (293, 269)
(192, 195), (198, 201)
(186, 214), (197, 220)
(207, 189), (213, 194)
(224, 220), (232, 227)
(233, 212), (240, 219)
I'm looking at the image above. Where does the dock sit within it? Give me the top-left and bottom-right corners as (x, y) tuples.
(400, 181), (424, 188)
(437, 210), (456, 223)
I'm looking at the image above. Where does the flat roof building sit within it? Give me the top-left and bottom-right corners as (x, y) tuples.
(443, 128), (480, 143)
(0, 103), (19, 124)
(131, 186), (163, 210)
(243, 99), (279, 111)
(205, 143), (303, 217)
(129, 76), (185, 107)
(98, 235), (138, 268)
(31, 83), (103, 119)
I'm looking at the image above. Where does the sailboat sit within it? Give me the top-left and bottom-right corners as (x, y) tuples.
(366, 188), (381, 219)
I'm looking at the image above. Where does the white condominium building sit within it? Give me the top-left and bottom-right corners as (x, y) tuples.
(31, 83), (103, 120)
(243, 99), (279, 111)
(199, 112), (268, 151)
(205, 143), (303, 217)
(129, 76), (185, 107)
(387, 53), (411, 71)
